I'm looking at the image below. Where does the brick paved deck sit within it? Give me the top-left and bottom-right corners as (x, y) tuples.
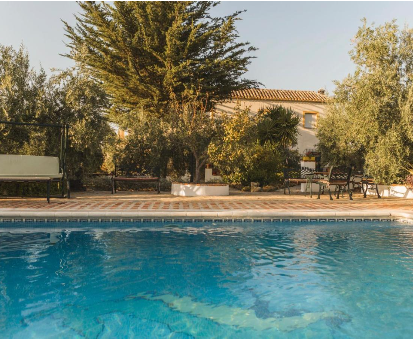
(0, 190), (412, 219)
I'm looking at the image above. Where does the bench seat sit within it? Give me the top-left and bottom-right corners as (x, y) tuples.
(111, 176), (160, 194)
(317, 179), (348, 185)
(113, 177), (159, 182)
(287, 178), (307, 184)
(0, 176), (61, 181)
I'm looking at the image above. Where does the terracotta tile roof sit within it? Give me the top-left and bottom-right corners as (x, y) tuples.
(231, 88), (327, 103)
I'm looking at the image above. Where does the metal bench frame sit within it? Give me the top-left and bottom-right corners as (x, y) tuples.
(111, 165), (160, 194)
(317, 166), (353, 200)
(0, 121), (70, 203)
(0, 176), (69, 203)
(361, 178), (381, 198)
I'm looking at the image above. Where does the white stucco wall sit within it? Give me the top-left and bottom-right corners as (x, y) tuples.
(215, 99), (326, 154)
(171, 183), (229, 196)
(205, 168), (222, 182)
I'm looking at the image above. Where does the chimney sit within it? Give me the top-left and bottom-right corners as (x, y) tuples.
(318, 88), (326, 95)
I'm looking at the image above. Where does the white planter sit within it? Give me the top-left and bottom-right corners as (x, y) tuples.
(365, 184), (413, 198)
(171, 183), (229, 196)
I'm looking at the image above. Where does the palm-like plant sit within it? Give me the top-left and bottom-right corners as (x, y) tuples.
(257, 105), (300, 148)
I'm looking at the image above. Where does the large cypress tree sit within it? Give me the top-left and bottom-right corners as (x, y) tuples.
(63, 1), (258, 117)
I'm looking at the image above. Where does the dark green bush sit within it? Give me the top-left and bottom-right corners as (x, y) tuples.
(0, 182), (62, 198)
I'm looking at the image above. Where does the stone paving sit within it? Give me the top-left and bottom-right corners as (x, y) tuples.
(0, 190), (412, 218)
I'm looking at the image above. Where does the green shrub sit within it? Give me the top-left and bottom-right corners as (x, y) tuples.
(82, 176), (112, 191)
(208, 106), (299, 186)
(0, 182), (62, 197)
(82, 176), (172, 193)
(262, 185), (277, 192)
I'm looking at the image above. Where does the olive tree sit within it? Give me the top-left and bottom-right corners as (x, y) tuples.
(0, 44), (113, 186)
(208, 106), (298, 186)
(317, 19), (413, 184)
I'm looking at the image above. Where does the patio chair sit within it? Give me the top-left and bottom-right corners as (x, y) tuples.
(316, 166), (353, 200)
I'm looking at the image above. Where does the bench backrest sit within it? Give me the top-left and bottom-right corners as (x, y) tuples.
(0, 154), (61, 177)
(328, 166), (352, 183)
(283, 167), (314, 180)
(114, 164), (160, 177)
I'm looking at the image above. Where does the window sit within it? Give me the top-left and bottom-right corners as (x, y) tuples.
(304, 112), (317, 129)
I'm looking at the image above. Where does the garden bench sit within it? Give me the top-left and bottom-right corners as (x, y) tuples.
(111, 166), (160, 194)
(317, 166), (353, 200)
(0, 154), (69, 203)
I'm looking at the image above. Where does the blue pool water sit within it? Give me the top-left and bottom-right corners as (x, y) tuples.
(1, 221), (413, 338)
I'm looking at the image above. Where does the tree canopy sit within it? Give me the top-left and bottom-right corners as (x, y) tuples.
(208, 106), (299, 186)
(0, 45), (49, 153)
(317, 19), (413, 184)
(63, 1), (258, 117)
(0, 44), (113, 184)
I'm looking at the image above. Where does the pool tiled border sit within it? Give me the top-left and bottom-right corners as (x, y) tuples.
(1, 207), (413, 224)
(0, 215), (412, 224)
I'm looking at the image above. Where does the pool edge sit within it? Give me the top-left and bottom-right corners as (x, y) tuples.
(0, 210), (412, 224)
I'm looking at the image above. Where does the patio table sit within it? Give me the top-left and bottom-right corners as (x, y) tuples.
(305, 172), (329, 198)
(361, 178), (381, 198)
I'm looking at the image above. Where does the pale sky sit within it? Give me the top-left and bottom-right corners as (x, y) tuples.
(1, 1), (413, 93)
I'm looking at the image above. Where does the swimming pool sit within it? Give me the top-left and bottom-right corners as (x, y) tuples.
(1, 221), (413, 338)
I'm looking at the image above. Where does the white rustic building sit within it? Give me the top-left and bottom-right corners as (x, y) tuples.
(214, 88), (328, 153)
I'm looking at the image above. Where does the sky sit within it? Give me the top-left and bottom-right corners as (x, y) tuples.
(1, 1), (413, 93)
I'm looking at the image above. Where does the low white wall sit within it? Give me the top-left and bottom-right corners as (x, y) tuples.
(365, 185), (413, 198)
(171, 183), (229, 196)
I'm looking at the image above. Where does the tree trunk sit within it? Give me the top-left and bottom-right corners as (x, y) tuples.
(194, 157), (201, 183)
(193, 154), (207, 184)
(189, 153), (195, 183)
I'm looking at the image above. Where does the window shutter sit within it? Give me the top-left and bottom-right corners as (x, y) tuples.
(304, 113), (317, 129)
